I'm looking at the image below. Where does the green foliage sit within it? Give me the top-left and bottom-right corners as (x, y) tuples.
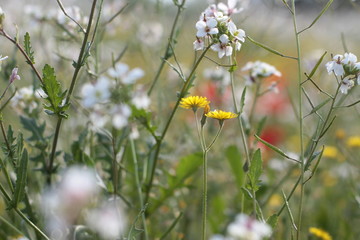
(225, 145), (244, 189)
(247, 149), (262, 192)
(24, 32), (35, 64)
(267, 214), (278, 229)
(41, 64), (70, 118)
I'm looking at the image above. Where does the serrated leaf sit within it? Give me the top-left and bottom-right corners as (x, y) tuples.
(267, 214), (278, 229)
(225, 145), (244, 188)
(41, 64), (69, 118)
(20, 116), (46, 142)
(248, 149), (262, 192)
(24, 32), (35, 64)
(8, 149), (28, 210)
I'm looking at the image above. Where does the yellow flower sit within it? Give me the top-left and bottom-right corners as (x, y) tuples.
(205, 110), (238, 120)
(179, 96), (210, 112)
(346, 136), (360, 148)
(323, 146), (338, 158)
(309, 227), (332, 240)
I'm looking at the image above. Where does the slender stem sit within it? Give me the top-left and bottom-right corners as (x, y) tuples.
(195, 111), (205, 150)
(201, 150), (208, 240)
(112, 129), (118, 197)
(205, 123), (223, 151)
(248, 82), (261, 125)
(0, 215), (24, 236)
(0, 30), (43, 85)
(144, 45), (212, 205)
(47, 0), (98, 184)
(147, 0), (186, 96)
(15, 208), (51, 240)
(130, 138), (149, 240)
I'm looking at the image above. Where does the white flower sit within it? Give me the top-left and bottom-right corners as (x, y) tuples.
(131, 87), (151, 110)
(111, 104), (132, 129)
(11, 86), (41, 113)
(81, 77), (111, 108)
(242, 61), (281, 79)
(108, 63), (144, 85)
(341, 52), (357, 65)
(0, 55), (8, 62)
(137, 21), (163, 46)
(214, 11), (229, 22)
(89, 105), (109, 128)
(196, 18), (219, 37)
(340, 77), (354, 94)
(9, 68), (20, 83)
(211, 34), (233, 58)
(87, 199), (126, 239)
(193, 38), (205, 51)
(217, 0), (243, 16)
(325, 54), (344, 76)
(202, 4), (217, 18)
(227, 214), (272, 240)
(228, 21), (245, 43)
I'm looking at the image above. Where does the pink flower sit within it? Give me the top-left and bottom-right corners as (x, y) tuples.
(9, 68), (20, 83)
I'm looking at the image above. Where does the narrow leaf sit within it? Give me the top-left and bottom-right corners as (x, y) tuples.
(254, 134), (300, 163)
(248, 149), (262, 192)
(304, 146), (324, 184)
(282, 190), (297, 231)
(225, 145), (244, 188)
(24, 32), (35, 64)
(159, 212), (183, 240)
(9, 149), (28, 209)
(239, 87), (247, 113)
(306, 98), (331, 116)
(308, 51), (327, 79)
(246, 36), (297, 60)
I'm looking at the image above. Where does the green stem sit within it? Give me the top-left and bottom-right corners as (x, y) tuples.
(130, 138), (149, 240)
(47, 0), (98, 184)
(147, 0), (186, 96)
(0, 215), (24, 236)
(144, 44), (212, 206)
(201, 150), (208, 240)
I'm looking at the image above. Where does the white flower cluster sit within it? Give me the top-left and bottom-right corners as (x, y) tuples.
(242, 60), (281, 84)
(80, 62), (150, 131)
(210, 214), (272, 240)
(325, 52), (360, 94)
(193, 0), (245, 58)
(11, 86), (44, 115)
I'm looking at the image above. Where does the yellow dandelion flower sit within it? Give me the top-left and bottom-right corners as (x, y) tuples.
(309, 227), (332, 240)
(205, 110), (238, 120)
(323, 146), (338, 158)
(179, 96), (210, 112)
(346, 136), (360, 148)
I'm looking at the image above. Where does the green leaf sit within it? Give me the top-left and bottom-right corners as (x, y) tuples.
(308, 51), (327, 79)
(20, 116), (46, 142)
(239, 87), (247, 113)
(225, 145), (244, 189)
(24, 32), (35, 64)
(8, 149), (28, 210)
(267, 214), (278, 229)
(248, 149), (262, 192)
(254, 134), (300, 163)
(305, 98), (331, 117)
(255, 116), (267, 137)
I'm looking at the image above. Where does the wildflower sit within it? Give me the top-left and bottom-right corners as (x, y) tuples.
(227, 214), (272, 240)
(108, 63), (144, 85)
(228, 21), (245, 50)
(323, 146), (338, 158)
(211, 34), (233, 58)
(339, 77), (354, 94)
(195, 18), (219, 37)
(217, 0), (243, 16)
(205, 109), (238, 120)
(131, 86), (151, 110)
(325, 54), (344, 76)
(346, 136), (360, 148)
(111, 104), (132, 129)
(137, 21), (163, 46)
(193, 38), (205, 50)
(309, 227), (332, 240)
(87, 199), (127, 239)
(180, 96), (210, 112)
(81, 77), (111, 108)
(242, 61), (281, 81)
(9, 68), (20, 83)
(11, 86), (42, 114)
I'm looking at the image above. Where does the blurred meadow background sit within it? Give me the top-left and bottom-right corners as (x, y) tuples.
(0, 0), (360, 239)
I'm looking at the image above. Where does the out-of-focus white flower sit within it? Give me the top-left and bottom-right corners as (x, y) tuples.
(209, 234), (229, 240)
(81, 77), (111, 108)
(242, 61), (281, 81)
(211, 34), (233, 58)
(111, 104), (132, 129)
(11, 86), (41, 113)
(87, 199), (127, 239)
(196, 18), (219, 37)
(129, 125), (139, 139)
(325, 54), (344, 76)
(0, 55), (8, 62)
(202, 4), (217, 18)
(217, 0), (243, 16)
(227, 214), (272, 240)
(9, 67), (20, 83)
(131, 86), (151, 110)
(108, 63), (144, 85)
(341, 52), (357, 65)
(137, 21), (163, 46)
(340, 77), (354, 94)
(89, 108), (109, 129)
(203, 67), (231, 86)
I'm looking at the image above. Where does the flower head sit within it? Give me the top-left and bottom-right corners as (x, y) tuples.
(309, 227), (332, 240)
(347, 136), (360, 148)
(325, 54), (344, 76)
(339, 77), (354, 94)
(108, 63), (144, 85)
(217, 0), (243, 16)
(180, 96), (210, 112)
(227, 214), (272, 240)
(205, 109), (238, 120)
(9, 68), (20, 83)
(211, 34), (233, 58)
(196, 18), (219, 37)
(81, 77), (111, 108)
(242, 61), (281, 81)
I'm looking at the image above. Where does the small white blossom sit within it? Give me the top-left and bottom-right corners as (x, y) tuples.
(137, 21), (163, 46)
(202, 4), (217, 18)
(108, 63), (144, 85)
(227, 214), (272, 240)
(341, 52), (357, 65)
(131, 87), (151, 110)
(193, 38), (205, 51)
(228, 21), (245, 43)
(81, 77), (111, 108)
(11, 86), (41, 113)
(217, 0), (243, 16)
(195, 18), (218, 37)
(325, 54), (344, 76)
(242, 61), (281, 80)
(211, 34), (233, 58)
(340, 77), (354, 94)
(111, 104), (132, 129)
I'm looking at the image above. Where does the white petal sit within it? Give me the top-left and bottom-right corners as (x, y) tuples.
(225, 45), (233, 56)
(207, 18), (218, 28)
(196, 20), (206, 30)
(219, 34), (229, 44)
(208, 28), (219, 35)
